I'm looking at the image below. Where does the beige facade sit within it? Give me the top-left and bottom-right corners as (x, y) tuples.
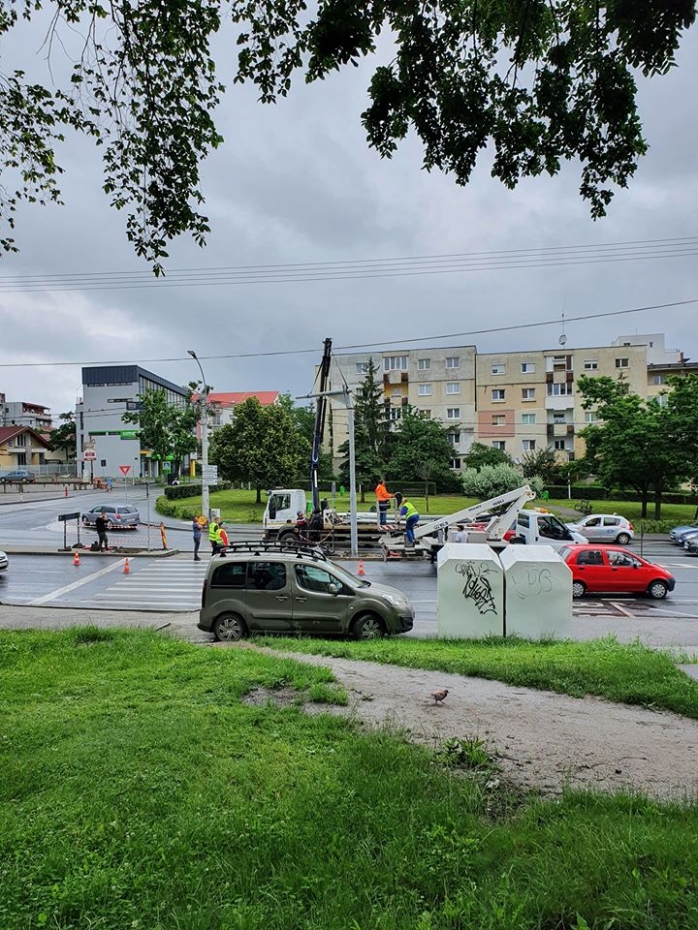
(326, 334), (686, 470)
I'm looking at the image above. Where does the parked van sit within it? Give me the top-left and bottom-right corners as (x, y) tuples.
(198, 543), (415, 642)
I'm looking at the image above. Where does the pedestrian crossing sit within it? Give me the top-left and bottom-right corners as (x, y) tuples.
(92, 558), (208, 610)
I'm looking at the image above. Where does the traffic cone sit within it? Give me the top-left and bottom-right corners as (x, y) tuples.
(73, 550), (80, 567)
(357, 559), (365, 576)
(123, 558), (130, 574)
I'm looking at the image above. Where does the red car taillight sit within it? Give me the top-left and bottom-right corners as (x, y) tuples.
(629, 522), (634, 530)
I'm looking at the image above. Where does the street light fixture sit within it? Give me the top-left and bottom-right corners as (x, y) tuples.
(188, 350), (210, 520)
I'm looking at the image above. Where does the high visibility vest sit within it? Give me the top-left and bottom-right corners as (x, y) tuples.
(401, 501), (418, 519)
(209, 522), (221, 543)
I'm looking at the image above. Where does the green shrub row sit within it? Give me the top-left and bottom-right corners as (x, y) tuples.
(164, 481), (232, 499)
(545, 484), (698, 504)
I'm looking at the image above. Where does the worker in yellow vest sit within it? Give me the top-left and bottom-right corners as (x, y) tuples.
(208, 518), (223, 555)
(399, 497), (420, 546)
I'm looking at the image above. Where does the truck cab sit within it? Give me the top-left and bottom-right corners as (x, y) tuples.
(514, 510), (586, 549)
(264, 490), (308, 542)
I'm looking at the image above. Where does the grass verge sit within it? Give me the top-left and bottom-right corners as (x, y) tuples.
(258, 635), (698, 719)
(1, 628), (698, 930)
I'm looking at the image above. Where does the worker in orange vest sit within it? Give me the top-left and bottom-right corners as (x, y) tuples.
(375, 478), (394, 526)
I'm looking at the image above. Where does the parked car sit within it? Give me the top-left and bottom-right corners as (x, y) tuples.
(565, 514), (634, 545)
(198, 543), (415, 642)
(670, 523), (698, 545)
(559, 545), (675, 599)
(0, 549), (8, 572)
(81, 504), (140, 530)
(0, 469), (35, 484)
(685, 536), (698, 556)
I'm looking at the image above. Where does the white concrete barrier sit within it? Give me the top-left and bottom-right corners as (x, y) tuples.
(436, 543), (504, 638)
(499, 545), (572, 638)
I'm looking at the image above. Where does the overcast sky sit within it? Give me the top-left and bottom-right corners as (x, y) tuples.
(1, 13), (697, 418)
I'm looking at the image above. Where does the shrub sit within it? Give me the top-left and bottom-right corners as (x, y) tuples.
(461, 464), (542, 499)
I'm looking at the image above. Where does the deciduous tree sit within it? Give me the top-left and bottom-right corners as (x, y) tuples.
(48, 411), (77, 458)
(122, 386), (199, 477)
(2, 2), (695, 263)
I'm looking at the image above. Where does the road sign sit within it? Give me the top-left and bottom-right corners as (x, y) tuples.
(119, 465), (132, 476)
(58, 512), (81, 522)
(202, 465), (218, 485)
(120, 430), (139, 439)
(83, 450), (97, 461)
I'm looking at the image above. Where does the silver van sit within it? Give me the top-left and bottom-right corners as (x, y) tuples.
(197, 543), (415, 641)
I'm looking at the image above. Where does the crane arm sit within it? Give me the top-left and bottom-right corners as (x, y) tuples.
(414, 486), (536, 540)
(310, 338), (332, 514)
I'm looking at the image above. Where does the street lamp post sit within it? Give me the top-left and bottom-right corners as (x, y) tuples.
(188, 350), (210, 520)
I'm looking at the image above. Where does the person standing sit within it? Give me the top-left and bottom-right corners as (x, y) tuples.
(452, 524), (469, 544)
(192, 517), (203, 561)
(375, 478), (394, 526)
(399, 497), (420, 546)
(208, 517), (222, 555)
(95, 511), (109, 552)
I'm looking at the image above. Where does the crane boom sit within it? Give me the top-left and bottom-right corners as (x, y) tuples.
(310, 338), (332, 514)
(414, 486), (536, 540)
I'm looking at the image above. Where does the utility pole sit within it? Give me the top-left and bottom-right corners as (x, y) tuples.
(188, 350), (210, 520)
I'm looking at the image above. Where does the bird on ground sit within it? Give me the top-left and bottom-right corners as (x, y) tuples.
(430, 688), (449, 705)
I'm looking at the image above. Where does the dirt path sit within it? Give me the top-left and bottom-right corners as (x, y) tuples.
(245, 647), (698, 799)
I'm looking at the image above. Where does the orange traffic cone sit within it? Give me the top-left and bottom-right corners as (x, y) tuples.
(357, 559), (365, 576)
(73, 550), (80, 567)
(123, 558), (130, 574)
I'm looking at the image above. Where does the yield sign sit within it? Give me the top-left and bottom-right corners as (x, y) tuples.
(119, 465), (132, 476)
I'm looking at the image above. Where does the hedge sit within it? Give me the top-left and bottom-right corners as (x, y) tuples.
(544, 484), (698, 505)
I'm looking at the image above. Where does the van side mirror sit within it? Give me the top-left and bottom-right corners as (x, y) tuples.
(328, 583), (340, 596)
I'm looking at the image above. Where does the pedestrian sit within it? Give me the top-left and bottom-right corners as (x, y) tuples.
(95, 511), (109, 552)
(192, 516), (203, 561)
(374, 477), (394, 526)
(219, 524), (229, 550)
(452, 523), (469, 544)
(208, 518), (222, 555)
(399, 496), (420, 547)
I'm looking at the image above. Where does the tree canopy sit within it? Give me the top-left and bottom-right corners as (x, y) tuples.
(2, 1), (695, 265)
(122, 386), (200, 477)
(48, 411), (77, 458)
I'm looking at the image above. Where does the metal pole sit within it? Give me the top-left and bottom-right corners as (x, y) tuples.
(188, 350), (210, 521)
(345, 391), (358, 558)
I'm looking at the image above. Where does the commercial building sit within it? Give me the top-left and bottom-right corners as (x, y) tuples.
(327, 333), (689, 471)
(76, 365), (191, 480)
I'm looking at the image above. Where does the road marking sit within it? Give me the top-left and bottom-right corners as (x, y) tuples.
(29, 558), (128, 605)
(608, 601), (636, 618)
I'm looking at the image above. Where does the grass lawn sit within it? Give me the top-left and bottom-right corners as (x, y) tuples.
(156, 487), (698, 528)
(2, 628), (698, 930)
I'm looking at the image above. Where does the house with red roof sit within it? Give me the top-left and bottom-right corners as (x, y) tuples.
(0, 425), (53, 473)
(194, 391), (281, 435)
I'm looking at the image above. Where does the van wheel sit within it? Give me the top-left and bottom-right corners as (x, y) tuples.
(616, 532), (631, 545)
(213, 613), (248, 642)
(648, 580), (668, 600)
(572, 580), (586, 599)
(351, 613), (385, 640)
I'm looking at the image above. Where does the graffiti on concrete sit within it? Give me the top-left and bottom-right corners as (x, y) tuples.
(455, 562), (497, 615)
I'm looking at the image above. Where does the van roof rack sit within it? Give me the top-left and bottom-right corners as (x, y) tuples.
(218, 540), (329, 562)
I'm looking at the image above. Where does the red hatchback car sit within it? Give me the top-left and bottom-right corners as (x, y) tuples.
(559, 545), (676, 600)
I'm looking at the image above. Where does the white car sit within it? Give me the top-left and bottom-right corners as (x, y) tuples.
(0, 550), (8, 572)
(566, 514), (634, 545)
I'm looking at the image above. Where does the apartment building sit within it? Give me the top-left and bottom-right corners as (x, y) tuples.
(0, 398), (53, 431)
(329, 346), (477, 468)
(327, 334), (687, 470)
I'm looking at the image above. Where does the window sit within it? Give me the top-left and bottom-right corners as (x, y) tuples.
(448, 431), (461, 445)
(522, 440), (536, 451)
(445, 356), (460, 369)
(577, 550), (603, 567)
(521, 362), (535, 374)
(211, 562), (248, 588)
(418, 384), (432, 396)
(492, 441), (506, 450)
(451, 458), (462, 469)
(521, 413), (536, 425)
(446, 407), (460, 419)
(522, 388), (535, 401)
(584, 411), (597, 423)
(547, 383), (573, 396)
(492, 389), (506, 401)
(391, 388), (402, 397)
(421, 409), (432, 419)
(295, 564), (340, 594)
(491, 364), (505, 375)
(615, 357), (629, 368)
(553, 412), (566, 423)
(16, 434), (26, 446)
(355, 361), (369, 374)
(651, 374), (666, 385)
(249, 561), (287, 591)
(491, 415), (506, 426)
(553, 439), (566, 450)
(583, 359), (598, 370)
(388, 407), (402, 421)
(552, 355), (571, 371)
(417, 358), (431, 370)
(446, 382), (460, 394)
(384, 355), (408, 371)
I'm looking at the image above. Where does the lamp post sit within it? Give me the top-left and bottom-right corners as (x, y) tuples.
(188, 350), (210, 520)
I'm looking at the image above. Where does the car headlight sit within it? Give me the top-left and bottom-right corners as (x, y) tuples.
(382, 592), (406, 608)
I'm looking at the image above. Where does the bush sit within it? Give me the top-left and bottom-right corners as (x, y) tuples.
(461, 465), (543, 499)
(543, 485), (698, 505)
(164, 481), (232, 499)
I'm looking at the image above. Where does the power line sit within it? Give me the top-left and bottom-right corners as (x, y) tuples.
(0, 297), (695, 369)
(0, 236), (696, 294)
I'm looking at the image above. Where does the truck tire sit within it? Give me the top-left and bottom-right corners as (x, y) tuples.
(277, 529), (298, 549)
